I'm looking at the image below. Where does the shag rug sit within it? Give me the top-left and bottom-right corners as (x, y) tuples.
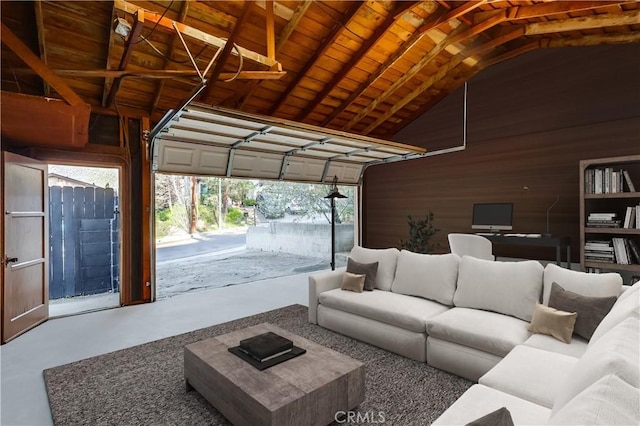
(44, 305), (472, 425)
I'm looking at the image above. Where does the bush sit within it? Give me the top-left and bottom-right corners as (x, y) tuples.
(156, 208), (171, 222)
(226, 207), (244, 225)
(243, 199), (256, 206)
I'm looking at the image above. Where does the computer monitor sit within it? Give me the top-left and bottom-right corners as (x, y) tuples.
(471, 203), (513, 231)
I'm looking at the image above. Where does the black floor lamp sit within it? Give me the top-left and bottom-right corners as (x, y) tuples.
(324, 176), (347, 270)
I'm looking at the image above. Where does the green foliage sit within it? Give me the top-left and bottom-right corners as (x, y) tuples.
(243, 198), (256, 206)
(400, 212), (439, 254)
(156, 208), (171, 222)
(225, 207), (244, 225)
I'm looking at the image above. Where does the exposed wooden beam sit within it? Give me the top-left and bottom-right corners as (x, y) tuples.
(0, 22), (85, 107)
(420, 0), (488, 34)
(18, 69), (285, 80)
(267, 1), (364, 116)
(294, 1), (421, 122)
(321, 1), (487, 127)
(344, 12), (507, 131)
(105, 9), (145, 108)
(276, 0), (313, 51)
(150, 0), (192, 115)
(547, 31), (640, 47)
(480, 41), (541, 69)
(361, 56), (464, 135)
(474, 1), (634, 22)
(255, 0), (294, 21)
(199, 1), (257, 102)
(266, 0), (275, 60)
(34, 0), (49, 96)
(102, 4), (119, 107)
(114, 0), (278, 68)
(526, 9), (640, 35)
(220, 0), (313, 110)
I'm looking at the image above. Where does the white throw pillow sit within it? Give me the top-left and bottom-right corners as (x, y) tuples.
(548, 374), (640, 425)
(349, 246), (399, 291)
(453, 256), (544, 321)
(391, 250), (460, 306)
(552, 317), (640, 415)
(589, 286), (640, 345)
(542, 263), (622, 305)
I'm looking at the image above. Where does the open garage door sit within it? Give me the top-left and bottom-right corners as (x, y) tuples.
(150, 104), (426, 184)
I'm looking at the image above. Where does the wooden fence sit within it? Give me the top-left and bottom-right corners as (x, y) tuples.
(49, 186), (119, 299)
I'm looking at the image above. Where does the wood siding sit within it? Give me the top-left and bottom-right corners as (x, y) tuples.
(363, 45), (640, 262)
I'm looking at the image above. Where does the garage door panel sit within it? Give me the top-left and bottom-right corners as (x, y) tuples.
(283, 158), (325, 181)
(231, 151), (281, 179)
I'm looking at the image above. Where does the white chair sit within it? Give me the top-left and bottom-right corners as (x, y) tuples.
(448, 233), (495, 261)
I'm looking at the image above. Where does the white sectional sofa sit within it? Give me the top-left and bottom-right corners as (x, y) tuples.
(308, 246), (640, 425)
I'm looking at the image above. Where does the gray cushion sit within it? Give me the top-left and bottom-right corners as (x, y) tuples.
(426, 307), (531, 357)
(346, 258), (378, 291)
(589, 284), (640, 345)
(319, 288), (449, 333)
(466, 407), (514, 426)
(341, 272), (365, 293)
(549, 282), (616, 340)
(349, 246), (399, 291)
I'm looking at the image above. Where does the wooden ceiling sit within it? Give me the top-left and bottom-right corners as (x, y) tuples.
(2, 1), (639, 140)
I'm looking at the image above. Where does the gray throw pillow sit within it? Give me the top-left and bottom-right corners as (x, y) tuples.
(466, 407), (514, 426)
(347, 258), (378, 291)
(549, 282), (617, 340)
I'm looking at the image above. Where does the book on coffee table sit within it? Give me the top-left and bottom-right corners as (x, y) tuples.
(239, 332), (293, 360)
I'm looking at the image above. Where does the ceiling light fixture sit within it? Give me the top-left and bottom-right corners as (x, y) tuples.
(113, 17), (132, 38)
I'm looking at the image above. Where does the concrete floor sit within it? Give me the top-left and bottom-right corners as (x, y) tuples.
(0, 271), (314, 426)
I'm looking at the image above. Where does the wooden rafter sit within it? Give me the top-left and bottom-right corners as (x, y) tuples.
(267, 1), (364, 116)
(294, 1), (421, 122)
(526, 9), (640, 35)
(15, 69), (286, 80)
(34, 0), (49, 96)
(547, 31), (640, 47)
(344, 12), (507, 131)
(114, 0), (278, 68)
(321, 1), (487, 127)
(199, 1), (257, 101)
(102, 3), (119, 107)
(220, 0), (313, 109)
(266, 0), (275, 60)
(474, 1), (634, 22)
(0, 22), (85, 107)
(150, 0), (192, 114)
(105, 9), (145, 108)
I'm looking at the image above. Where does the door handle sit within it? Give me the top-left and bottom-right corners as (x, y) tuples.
(5, 256), (18, 264)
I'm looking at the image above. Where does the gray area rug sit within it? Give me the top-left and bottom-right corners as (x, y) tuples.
(44, 305), (472, 425)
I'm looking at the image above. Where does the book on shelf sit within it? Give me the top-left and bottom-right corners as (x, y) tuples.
(623, 206), (636, 229)
(239, 332), (293, 361)
(628, 240), (640, 264)
(612, 238), (629, 264)
(587, 212), (616, 220)
(623, 170), (637, 192)
(585, 167), (635, 194)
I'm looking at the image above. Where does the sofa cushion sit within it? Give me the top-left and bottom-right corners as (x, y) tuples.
(346, 258), (378, 291)
(542, 263), (621, 305)
(432, 385), (551, 426)
(453, 256), (544, 321)
(319, 288), (449, 333)
(479, 345), (578, 408)
(552, 317), (640, 415)
(426, 307), (531, 357)
(527, 302), (577, 344)
(341, 272), (365, 293)
(548, 374), (640, 425)
(589, 283), (639, 345)
(391, 250), (460, 306)
(548, 282), (616, 340)
(523, 333), (588, 358)
(349, 246), (399, 291)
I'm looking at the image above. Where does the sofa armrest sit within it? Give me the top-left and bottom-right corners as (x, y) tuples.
(308, 268), (346, 324)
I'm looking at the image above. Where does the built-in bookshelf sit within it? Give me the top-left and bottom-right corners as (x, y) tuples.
(580, 155), (640, 275)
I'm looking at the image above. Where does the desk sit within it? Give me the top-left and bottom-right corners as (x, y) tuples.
(483, 235), (571, 269)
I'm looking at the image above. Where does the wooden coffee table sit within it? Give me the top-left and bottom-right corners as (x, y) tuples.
(184, 322), (365, 426)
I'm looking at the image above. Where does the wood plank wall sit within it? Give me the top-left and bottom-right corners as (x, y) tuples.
(363, 44), (640, 262)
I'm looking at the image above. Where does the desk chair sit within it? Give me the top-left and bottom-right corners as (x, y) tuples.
(448, 233), (495, 261)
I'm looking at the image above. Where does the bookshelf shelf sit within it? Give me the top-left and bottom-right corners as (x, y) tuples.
(584, 228), (640, 235)
(580, 155), (640, 275)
